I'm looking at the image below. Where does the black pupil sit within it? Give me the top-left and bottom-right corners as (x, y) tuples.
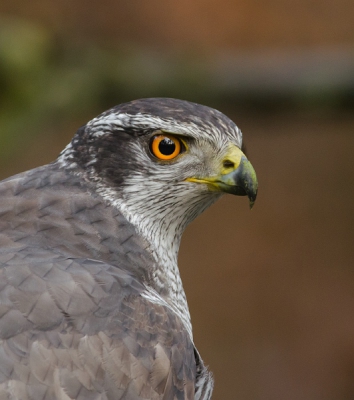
(159, 138), (176, 155)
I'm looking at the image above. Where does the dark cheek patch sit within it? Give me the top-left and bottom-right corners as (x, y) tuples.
(71, 124), (154, 190)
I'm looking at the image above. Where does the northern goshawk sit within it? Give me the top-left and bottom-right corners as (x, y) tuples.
(0, 98), (257, 400)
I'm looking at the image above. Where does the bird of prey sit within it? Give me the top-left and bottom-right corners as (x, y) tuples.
(0, 98), (257, 400)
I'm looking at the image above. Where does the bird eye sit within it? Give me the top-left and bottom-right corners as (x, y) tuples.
(149, 134), (183, 160)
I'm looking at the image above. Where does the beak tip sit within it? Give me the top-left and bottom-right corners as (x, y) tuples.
(248, 194), (257, 209)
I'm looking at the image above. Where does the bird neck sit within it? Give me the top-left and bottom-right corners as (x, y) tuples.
(91, 177), (220, 338)
(58, 150), (221, 338)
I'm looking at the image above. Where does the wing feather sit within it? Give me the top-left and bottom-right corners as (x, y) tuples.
(0, 167), (199, 399)
(0, 256), (196, 399)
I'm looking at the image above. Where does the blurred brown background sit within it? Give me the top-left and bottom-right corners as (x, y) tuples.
(0, 2), (354, 399)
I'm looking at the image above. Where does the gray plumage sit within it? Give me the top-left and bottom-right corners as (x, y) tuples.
(0, 98), (257, 400)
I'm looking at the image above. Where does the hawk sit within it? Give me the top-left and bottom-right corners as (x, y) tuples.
(0, 98), (257, 400)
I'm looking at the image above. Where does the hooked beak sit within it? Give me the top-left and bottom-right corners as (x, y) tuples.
(186, 145), (258, 208)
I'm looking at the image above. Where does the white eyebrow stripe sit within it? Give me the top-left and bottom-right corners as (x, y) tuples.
(87, 111), (242, 147)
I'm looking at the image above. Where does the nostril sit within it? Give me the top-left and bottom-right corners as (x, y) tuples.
(223, 160), (235, 169)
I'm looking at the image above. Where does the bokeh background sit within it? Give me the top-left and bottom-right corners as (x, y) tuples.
(0, 2), (354, 399)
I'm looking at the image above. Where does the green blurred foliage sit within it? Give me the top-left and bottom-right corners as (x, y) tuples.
(0, 17), (104, 162)
(0, 17), (219, 165)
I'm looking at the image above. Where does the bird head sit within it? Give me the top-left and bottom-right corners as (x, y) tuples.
(58, 98), (258, 260)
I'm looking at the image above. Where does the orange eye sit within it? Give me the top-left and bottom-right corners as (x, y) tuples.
(150, 134), (182, 160)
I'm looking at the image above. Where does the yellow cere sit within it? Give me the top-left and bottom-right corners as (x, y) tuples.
(185, 144), (245, 190)
(220, 144), (243, 175)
